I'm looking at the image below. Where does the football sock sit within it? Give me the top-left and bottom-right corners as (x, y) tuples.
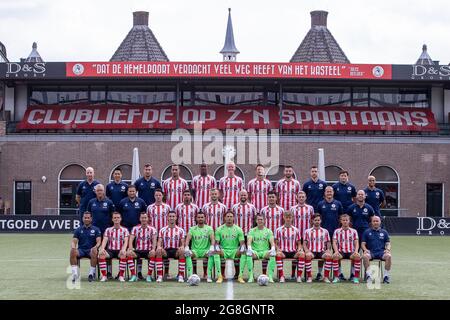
(178, 258), (186, 277)
(333, 259), (340, 277)
(297, 257), (305, 277)
(99, 259), (107, 277)
(276, 256), (284, 278)
(71, 265), (78, 277)
(354, 260), (361, 278)
(246, 256), (253, 274)
(239, 255), (247, 276)
(119, 258), (127, 277)
(207, 256), (214, 278)
(214, 255), (222, 277)
(384, 269), (390, 278)
(268, 256), (276, 279)
(156, 257), (163, 277)
(324, 259), (332, 278)
(148, 258), (155, 277)
(127, 258), (136, 276)
(305, 259), (312, 278)
(89, 266), (96, 276)
(186, 256), (193, 277)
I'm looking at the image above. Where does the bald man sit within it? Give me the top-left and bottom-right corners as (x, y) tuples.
(363, 176), (385, 216)
(218, 162), (244, 210)
(76, 167), (100, 219)
(347, 190), (375, 240)
(87, 184), (115, 235)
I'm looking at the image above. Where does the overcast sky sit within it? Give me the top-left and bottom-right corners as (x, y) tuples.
(0, 0), (449, 64)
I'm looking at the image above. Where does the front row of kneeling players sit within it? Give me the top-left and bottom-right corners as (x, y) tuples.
(71, 208), (392, 284)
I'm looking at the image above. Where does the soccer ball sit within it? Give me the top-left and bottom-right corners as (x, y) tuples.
(187, 274), (201, 286)
(257, 274), (269, 286)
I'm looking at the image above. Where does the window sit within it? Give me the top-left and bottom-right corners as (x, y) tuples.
(370, 166), (399, 216)
(109, 164), (132, 184)
(352, 87), (369, 106)
(30, 86), (89, 105)
(266, 165), (298, 188)
(370, 88), (429, 108)
(213, 165), (246, 184)
(58, 164), (85, 215)
(161, 164), (193, 187)
(325, 165), (343, 186)
(106, 86), (176, 105)
(182, 85), (266, 106)
(283, 87), (351, 106)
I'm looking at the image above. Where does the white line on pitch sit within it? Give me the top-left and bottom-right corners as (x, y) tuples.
(226, 280), (234, 300)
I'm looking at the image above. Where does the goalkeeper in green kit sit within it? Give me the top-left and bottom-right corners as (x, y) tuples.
(214, 210), (247, 284)
(246, 214), (276, 283)
(184, 211), (216, 282)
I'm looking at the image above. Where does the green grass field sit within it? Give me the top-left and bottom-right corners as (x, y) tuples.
(0, 234), (449, 300)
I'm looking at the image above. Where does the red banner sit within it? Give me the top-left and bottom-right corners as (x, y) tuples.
(18, 105), (438, 132)
(282, 106), (438, 131)
(66, 62), (392, 80)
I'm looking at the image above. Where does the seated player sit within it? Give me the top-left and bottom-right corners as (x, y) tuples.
(184, 212), (216, 282)
(361, 215), (392, 284)
(127, 212), (157, 282)
(155, 211), (186, 283)
(214, 210), (246, 284)
(70, 211), (101, 282)
(303, 214), (332, 283)
(246, 214), (276, 283)
(332, 214), (361, 284)
(98, 212), (130, 282)
(275, 211), (305, 283)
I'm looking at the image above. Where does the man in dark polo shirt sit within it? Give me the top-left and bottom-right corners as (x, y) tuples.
(332, 170), (357, 213)
(347, 190), (376, 240)
(117, 185), (147, 231)
(302, 166), (327, 212)
(364, 175), (386, 216)
(76, 167), (100, 219)
(69, 211), (101, 283)
(362, 215), (392, 284)
(134, 164), (161, 206)
(87, 184), (115, 235)
(106, 167), (128, 208)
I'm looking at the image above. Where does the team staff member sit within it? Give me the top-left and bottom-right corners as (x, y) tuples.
(347, 190), (375, 240)
(69, 211), (101, 283)
(332, 170), (357, 212)
(361, 216), (392, 284)
(364, 176), (385, 216)
(302, 166), (327, 212)
(87, 184), (115, 234)
(117, 185), (147, 231)
(76, 167), (100, 218)
(134, 164), (161, 206)
(106, 167), (128, 208)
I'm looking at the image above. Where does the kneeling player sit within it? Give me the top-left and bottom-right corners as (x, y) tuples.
(303, 214), (332, 283)
(246, 214), (276, 283)
(214, 210), (246, 284)
(155, 211), (186, 283)
(127, 212), (157, 282)
(184, 211), (216, 282)
(98, 212), (130, 282)
(275, 211), (305, 283)
(70, 211), (101, 282)
(332, 214), (361, 283)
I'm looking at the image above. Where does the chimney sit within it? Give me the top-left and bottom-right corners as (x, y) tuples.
(311, 10), (328, 27)
(133, 11), (149, 26)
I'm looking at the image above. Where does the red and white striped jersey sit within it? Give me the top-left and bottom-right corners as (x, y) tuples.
(192, 175), (217, 210)
(131, 224), (157, 251)
(275, 178), (301, 211)
(304, 227), (330, 253)
(146, 203), (171, 232)
(260, 205), (284, 235)
(162, 177), (189, 210)
(333, 227), (359, 254)
(218, 176), (243, 209)
(202, 201), (227, 231)
(290, 204), (314, 240)
(275, 225), (301, 252)
(232, 202), (257, 235)
(175, 202), (199, 234)
(158, 225), (185, 249)
(104, 226), (129, 251)
(247, 178), (273, 211)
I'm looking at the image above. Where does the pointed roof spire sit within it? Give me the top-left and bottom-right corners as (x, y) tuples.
(220, 8), (239, 61)
(26, 42), (43, 63)
(415, 44), (434, 65)
(111, 11), (169, 62)
(290, 10), (349, 63)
